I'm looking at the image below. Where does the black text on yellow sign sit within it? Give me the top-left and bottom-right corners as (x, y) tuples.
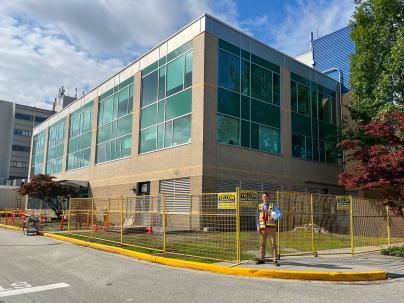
(336, 196), (350, 211)
(217, 192), (258, 209)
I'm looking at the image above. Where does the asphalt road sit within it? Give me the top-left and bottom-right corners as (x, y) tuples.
(0, 228), (403, 303)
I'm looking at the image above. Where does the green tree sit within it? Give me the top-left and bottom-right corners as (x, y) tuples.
(349, 0), (404, 124)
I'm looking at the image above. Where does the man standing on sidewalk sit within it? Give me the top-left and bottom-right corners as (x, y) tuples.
(256, 192), (282, 266)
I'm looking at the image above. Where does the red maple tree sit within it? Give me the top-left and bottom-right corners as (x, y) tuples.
(337, 109), (404, 215)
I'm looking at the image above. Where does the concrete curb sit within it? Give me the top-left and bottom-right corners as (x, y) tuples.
(42, 232), (387, 281)
(0, 223), (23, 231)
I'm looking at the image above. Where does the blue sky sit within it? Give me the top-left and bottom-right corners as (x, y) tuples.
(0, 0), (355, 109)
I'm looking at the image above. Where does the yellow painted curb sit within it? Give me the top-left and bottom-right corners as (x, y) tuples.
(0, 223), (22, 231)
(42, 233), (387, 281)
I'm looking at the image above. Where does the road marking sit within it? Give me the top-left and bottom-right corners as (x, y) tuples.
(0, 283), (70, 298)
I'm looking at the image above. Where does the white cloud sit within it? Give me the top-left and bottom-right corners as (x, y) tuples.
(0, 0), (238, 109)
(0, 16), (124, 109)
(266, 0), (355, 56)
(0, 0), (354, 109)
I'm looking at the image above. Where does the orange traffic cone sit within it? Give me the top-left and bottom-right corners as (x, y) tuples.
(5, 212), (8, 225)
(147, 224), (153, 235)
(104, 212), (109, 231)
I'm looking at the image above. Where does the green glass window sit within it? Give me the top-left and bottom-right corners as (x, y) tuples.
(139, 46), (193, 154)
(291, 112), (311, 137)
(101, 96), (113, 125)
(67, 102), (93, 170)
(167, 55), (185, 96)
(298, 84), (310, 115)
(31, 130), (46, 176)
(218, 49), (240, 92)
(157, 100), (165, 123)
(141, 70), (158, 107)
(251, 123), (259, 149)
(259, 126), (280, 154)
(241, 60), (249, 96)
(273, 73), (280, 105)
(158, 67), (166, 100)
(172, 114), (191, 146)
(292, 133), (305, 158)
(241, 96), (250, 120)
(118, 87), (129, 118)
(218, 88), (240, 118)
(251, 64), (272, 103)
(141, 104), (157, 129)
(157, 123), (164, 149)
(139, 126), (156, 153)
(311, 88), (318, 118)
(291, 73), (339, 164)
(184, 51), (193, 88)
(291, 81), (298, 112)
(251, 99), (280, 128)
(165, 88), (192, 120)
(217, 39), (281, 155)
(319, 94), (331, 123)
(117, 114), (132, 137)
(46, 118), (66, 174)
(97, 82), (133, 164)
(217, 114), (239, 145)
(241, 120), (250, 148)
(165, 120), (173, 148)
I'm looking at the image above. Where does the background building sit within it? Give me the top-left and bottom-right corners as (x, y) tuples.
(0, 100), (54, 185)
(52, 87), (77, 112)
(29, 14), (343, 212)
(295, 26), (355, 93)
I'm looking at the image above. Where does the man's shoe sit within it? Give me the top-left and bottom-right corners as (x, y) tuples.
(273, 260), (280, 266)
(256, 259), (265, 265)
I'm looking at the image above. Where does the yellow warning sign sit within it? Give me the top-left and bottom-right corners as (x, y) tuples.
(218, 193), (236, 209)
(336, 196), (350, 211)
(240, 192), (257, 208)
(217, 192), (257, 209)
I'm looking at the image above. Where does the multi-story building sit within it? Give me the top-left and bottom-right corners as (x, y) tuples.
(295, 26), (355, 97)
(29, 14), (343, 207)
(0, 100), (54, 184)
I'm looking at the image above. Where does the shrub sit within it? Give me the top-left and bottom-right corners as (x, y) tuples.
(381, 246), (404, 257)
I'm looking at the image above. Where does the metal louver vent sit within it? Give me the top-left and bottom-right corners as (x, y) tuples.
(159, 178), (191, 213)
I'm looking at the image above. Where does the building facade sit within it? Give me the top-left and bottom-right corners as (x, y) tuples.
(29, 15), (343, 205)
(0, 100), (54, 184)
(295, 26), (355, 93)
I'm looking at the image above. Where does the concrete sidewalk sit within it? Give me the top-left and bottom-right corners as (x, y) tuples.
(229, 254), (404, 279)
